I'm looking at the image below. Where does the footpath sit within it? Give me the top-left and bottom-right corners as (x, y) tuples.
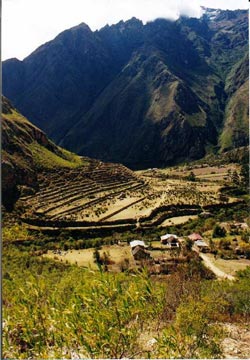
(199, 253), (235, 280)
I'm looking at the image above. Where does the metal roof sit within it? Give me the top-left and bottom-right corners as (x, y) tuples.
(188, 233), (203, 240)
(130, 240), (147, 248)
(160, 234), (177, 241)
(194, 240), (209, 247)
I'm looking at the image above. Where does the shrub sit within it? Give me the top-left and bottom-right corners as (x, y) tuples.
(212, 225), (226, 238)
(219, 239), (231, 250)
(186, 171), (196, 182)
(93, 248), (102, 267)
(157, 299), (222, 358)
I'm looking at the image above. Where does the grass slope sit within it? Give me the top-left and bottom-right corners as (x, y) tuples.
(220, 81), (249, 151)
(2, 97), (88, 209)
(2, 97), (85, 170)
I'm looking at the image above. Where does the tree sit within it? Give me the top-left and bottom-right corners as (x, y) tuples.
(240, 163), (249, 187)
(212, 224), (226, 238)
(185, 238), (193, 252)
(219, 193), (229, 203)
(231, 170), (240, 185)
(93, 248), (102, 267)
(186, 171), (196, 182)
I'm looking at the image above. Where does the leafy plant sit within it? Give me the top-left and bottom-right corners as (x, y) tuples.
(157, 298), (222, 358)
(212, 224), (226, 238)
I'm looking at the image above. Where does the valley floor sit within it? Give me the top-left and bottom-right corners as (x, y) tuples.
(2, 159), (250, 359)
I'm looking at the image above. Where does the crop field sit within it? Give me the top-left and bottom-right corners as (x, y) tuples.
(18, 160), (241, 232)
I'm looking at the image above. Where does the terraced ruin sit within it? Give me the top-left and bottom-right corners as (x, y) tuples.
(18, 159), (241, 234)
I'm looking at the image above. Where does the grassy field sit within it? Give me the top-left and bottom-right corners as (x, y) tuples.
(157, 164), (240, 180)
(161, 215), (198, 226)
(44, 244), (135, 270)
(44, 242), (179, 270)
(44, 239), (250, 275)
(204, 254), (250, 276)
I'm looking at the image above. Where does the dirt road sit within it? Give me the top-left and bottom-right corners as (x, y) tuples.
(199, 253), (235, 280)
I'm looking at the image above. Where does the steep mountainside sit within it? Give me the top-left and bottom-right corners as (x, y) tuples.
(2, 97), (85, 210)
(2, 9), (248, 168)
(219, 53), (249, 151)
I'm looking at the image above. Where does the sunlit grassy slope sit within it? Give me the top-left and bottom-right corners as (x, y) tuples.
(2, 97), (87, 170)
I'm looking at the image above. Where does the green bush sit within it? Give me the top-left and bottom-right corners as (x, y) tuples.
(212, 225), (226, 238)
(157, 298), (222, 358)
(3, 248), (166, 358)
(3, 245), (250, 359)
(186, 171), (196, 182)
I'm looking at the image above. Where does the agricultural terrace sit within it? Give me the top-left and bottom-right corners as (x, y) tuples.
(19, 160), (241, 232)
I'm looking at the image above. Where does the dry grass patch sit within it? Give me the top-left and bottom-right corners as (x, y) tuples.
(204, 254), (250, 276)
(161, 215), (198, 227)
(44, 244), (134, 269)
(150, 250), (173, 260)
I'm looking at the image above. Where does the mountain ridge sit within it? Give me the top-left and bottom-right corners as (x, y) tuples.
(2, 8), (248, 168)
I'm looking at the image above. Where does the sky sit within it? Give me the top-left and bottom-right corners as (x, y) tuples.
(2, 0), (249, 61)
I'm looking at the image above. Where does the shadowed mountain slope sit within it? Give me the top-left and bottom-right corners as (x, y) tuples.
(2, 9), (248, 168)
(2, 97), (86, 209)
(2, 97), (141, 216)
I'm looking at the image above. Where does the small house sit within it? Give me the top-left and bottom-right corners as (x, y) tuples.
(130, 240), (147, 249)
(188, 233), (203, 242)
(199, 211), (212, 219)
(233, 222), (249, 230)
(220, 222), (249, 233)
(160, 234), (179, 247)
(194, 240), (209, 252)
(132, 246), (151, 260)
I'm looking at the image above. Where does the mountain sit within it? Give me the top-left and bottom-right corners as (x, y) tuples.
(2, 9), (248, 168)
(219, 53), (249, 151)
(2, 97), (85, 210)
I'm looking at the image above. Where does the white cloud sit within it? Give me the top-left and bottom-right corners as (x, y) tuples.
(201, 0), (248, 10)
(2, 0), (248, 60)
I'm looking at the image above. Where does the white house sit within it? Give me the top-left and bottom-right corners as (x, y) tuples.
(194, 240), (209, 252)
(160, 234), (179, 247)
(130, 240), (147, 249)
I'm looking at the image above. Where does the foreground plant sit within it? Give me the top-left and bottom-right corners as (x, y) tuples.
(157, 298), (223, 358)
(3, 245), (250, 359)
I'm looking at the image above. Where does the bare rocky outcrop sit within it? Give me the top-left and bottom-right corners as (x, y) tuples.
(222, 323), (250, 358)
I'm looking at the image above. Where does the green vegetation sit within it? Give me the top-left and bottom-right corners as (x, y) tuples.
(240, 163), (249, 187)
(185, 171), (196, 182)
(157, 299), (222, 358)
(2, 224), (32, 242)
(212, 224), (226, 238)
(4, 107), (33, 125)
(2, 163), (249, 358)
(219, 81), (249, 152)
(29, 142), (84, 169)
(3, 243), (250, 359)
(4, 10), (248, 168)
